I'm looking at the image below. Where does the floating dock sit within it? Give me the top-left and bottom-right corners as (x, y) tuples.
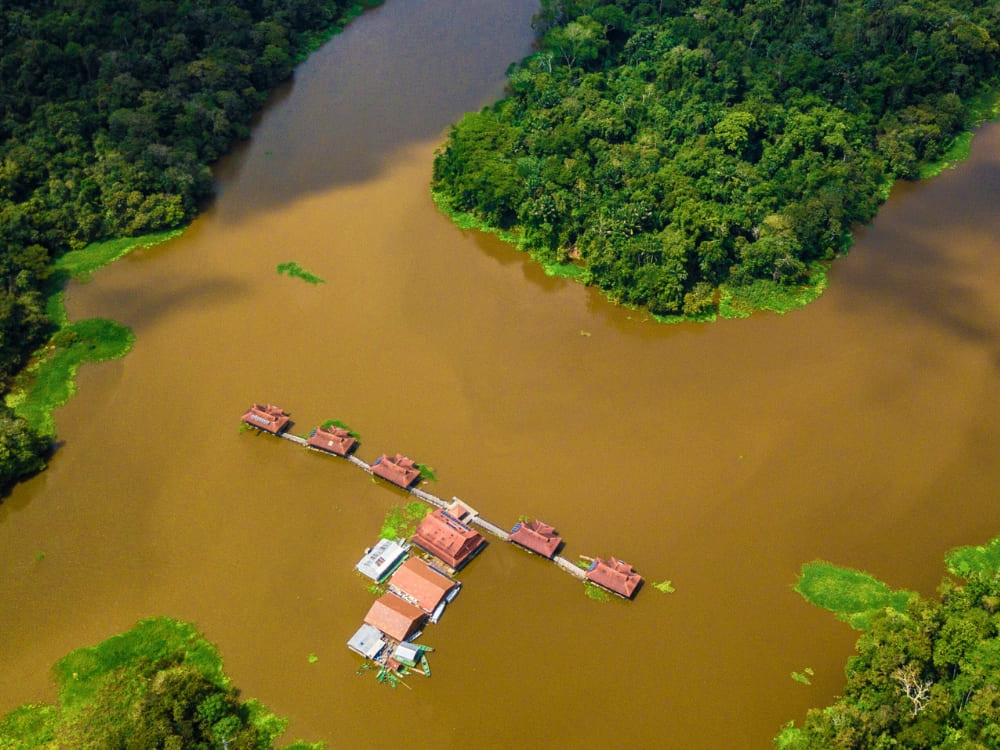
(247, 412), (633, 588)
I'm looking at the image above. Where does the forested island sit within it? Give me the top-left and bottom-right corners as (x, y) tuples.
(432, 0), (1000, 318)
(779, 537), (1000, 748)
(0, 617), (323, 749)
(0, 0), (370, 490)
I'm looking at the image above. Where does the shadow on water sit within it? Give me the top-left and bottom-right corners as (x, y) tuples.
(71, 275), (249, 334)
(211, 0), (541, 221)
(834, 132), (1000, 369)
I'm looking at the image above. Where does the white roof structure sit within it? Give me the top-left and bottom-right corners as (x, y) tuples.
(356, 538), (409, 582)
(393, 642), (421, 665)
(347, 624), (386, 660)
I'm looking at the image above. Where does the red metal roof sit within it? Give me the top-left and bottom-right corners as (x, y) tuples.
(509, 519), (563, 559)
(241, 403), (290, 434)
(388, 557), (458, 614)
(306, 425), (357, 456)
(363, 593), (427, 642)
(412, 509), (486, 569)
(584, 556), (643, 599)
(372, 453), (421, 488)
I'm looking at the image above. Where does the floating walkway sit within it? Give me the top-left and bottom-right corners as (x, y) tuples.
(247, 411), (639, 592)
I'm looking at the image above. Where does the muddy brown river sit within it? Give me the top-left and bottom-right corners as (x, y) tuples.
(2, 0), (1000, 746)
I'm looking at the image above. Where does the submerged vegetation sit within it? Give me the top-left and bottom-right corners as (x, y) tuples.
(0, 0), (376, 490)
(277, 262), (326, 285)
(433, 0), (1000, 320)
(779, 536), (1000, 748)
(0, 617), (323, 749)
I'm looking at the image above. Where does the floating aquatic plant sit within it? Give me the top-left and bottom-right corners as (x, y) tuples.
(415, 463), (437, 482)
(794, 560), (914, 631)
(791, 667), (814, 685)
(380, 501), (430, 540)
(652, 580), (675, 594)
(584, 582), (611, 602)
(276, 261), (325, 285)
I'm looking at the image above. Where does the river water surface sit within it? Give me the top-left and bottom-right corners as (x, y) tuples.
(2, 0), (1000, 747)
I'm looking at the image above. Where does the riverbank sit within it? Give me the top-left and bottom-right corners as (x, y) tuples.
(431, 0), (1000, 323)
(5, 231), (180, 437)
(0, 0), (384, 485)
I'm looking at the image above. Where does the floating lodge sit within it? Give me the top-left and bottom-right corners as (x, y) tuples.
(306, 425), (357, 457)
(242, 403), (647, 676)
(240, 403), (290, 434)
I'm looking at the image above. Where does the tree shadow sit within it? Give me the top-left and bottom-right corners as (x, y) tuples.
(210, 0), (540, 222)
(831, 145), (1000, 369)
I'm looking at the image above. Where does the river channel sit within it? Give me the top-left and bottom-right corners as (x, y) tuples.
(2, 0), (1000, 746)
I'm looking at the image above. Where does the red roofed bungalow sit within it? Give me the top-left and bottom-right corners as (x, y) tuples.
(412, 509), (486, 570)
(363, 593), (427, 642)
(585, 556), (644, 599)
(371, 453), (421, 489)
(388, 557), (460, 617)
(241, 403), (290, 434)
(509, 519), (563, 559)
(306, 425), (358, 456)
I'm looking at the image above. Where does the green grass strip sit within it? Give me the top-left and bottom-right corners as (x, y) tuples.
(380, 501), (430, 540)
(945, 536), (1000, 582)
(7, 318), (135, 436)
(8, 230), (182, 436)
(719, 262), (829, 319)
(794, 560), (914, 630)
(54, 230), (182, 283)
(919, 89), (1000, 179)
(277, 262), (325, 284)
(53, 617), (226, 712)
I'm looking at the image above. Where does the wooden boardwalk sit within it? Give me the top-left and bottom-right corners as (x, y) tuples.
(262, 426), (586, 583)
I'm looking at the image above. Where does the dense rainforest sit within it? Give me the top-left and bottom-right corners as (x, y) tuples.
(0, 0), (365, 490)
(779, 539), (1000, 749)
(0, 617), (323, 749)
(432, 0), (1000, 317)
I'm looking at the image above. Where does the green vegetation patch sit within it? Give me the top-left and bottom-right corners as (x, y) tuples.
(777, 533), (1000, 747)
(790, 667), (814, 685)
(415, 463), (437, 483)
(945, 536), (1000, 582)
(54, 230), (182, 284)
(652, 580), (675, 594)
(794, 561), (914, 630)
(584, 582), (612, 602)
(53, 617), (225, 711)
(0, 617), (323, 750)
(719, 263), (829, 319)
(277, 262), (325, 285)
(919, 90), (1000, 178)
(380, 501), (430, 540)
(6, 318), (134, 436)
(0, 704), (59, 750)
